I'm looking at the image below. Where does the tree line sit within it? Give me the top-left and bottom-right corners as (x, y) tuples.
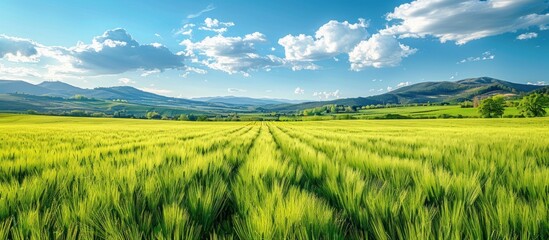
(478, 93), (547, 118)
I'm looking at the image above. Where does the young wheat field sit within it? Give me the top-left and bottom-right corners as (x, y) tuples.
(0, 114), (548, 239)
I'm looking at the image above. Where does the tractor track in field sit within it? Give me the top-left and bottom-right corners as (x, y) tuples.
(206, 124), (262, 237)
(266, 123), (366, 237)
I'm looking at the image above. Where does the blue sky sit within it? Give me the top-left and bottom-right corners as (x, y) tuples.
(0, 0), (548, 100)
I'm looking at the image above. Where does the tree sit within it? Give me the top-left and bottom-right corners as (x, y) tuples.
(330, 105), (337, 113)
(460, 100), (473, 108)
(187, 114), (197, 121)
(519, 93), (547, 117)
(71, 95), (91, 101)
(478, 95), (505, 118)
(146, 111), (161, 119)
(473, 97), (480, 108)
(178, 114), (189, 121)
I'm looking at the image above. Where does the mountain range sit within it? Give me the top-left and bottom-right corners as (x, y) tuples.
(0, 77), (545, 115)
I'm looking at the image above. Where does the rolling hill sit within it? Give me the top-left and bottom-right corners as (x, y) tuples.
(192, 96), (305, 106)
(0, 77), (545, 115)
(268, 77), (545, 111)
(0, 80), (253, 115)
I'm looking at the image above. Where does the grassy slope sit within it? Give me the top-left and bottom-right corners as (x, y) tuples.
(354, 105), (525, 118)
(0, 94), (209, 116)
(0, 114), (548, 239)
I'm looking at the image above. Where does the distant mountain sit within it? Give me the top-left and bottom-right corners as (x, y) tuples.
(192, 96), (306, 106)
(37, 81), (87, 94)
(0, 79), (251, 114)
(269, 77), (545, 111)
(0, 80), (52, 95)
(0, 77), (545, 114)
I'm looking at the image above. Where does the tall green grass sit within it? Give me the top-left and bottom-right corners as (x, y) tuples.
(0, 114), (547, 239)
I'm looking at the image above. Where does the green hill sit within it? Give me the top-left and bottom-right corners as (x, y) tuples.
(270, 77), (544, 111)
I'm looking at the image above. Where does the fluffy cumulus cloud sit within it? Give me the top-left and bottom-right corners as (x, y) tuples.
(0, 35), (41, 62)
(383, 0), (549, 44)
(294, 87), (305, 94)
(278, 19), (368, 61)
(69, 29), (184, 75)
(349, 34), (416, 70)
(180, 32), (284, 76)
(517, 32), (538, 40)
(199, 18), (235, 34)
(278, 19), (414, 70)
(0, 29), (185, 78)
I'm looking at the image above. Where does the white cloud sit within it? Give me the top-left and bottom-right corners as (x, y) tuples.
(227, 88), (246, 93)
(387, 86), (393, 92)
(278, 19), (368, 61)
(396, 81), (411, 88)
(349, 34), (416, 70)
(1, 29), (185, 78)
(176, 23), (195, 37)
(313, 90), (340, 100)
(383, 0), (549, 45)
(0, 63), (42, 78)
(517, 32), (538, 40)
(187, 4), (215, 19)
(527, 81), (547, 86)
(118, 77), (135, 85)
(141, 69), (161, 77)
(294, 87), (305, 95)
(180, 32), (283, 75)
(290, 62), (321, 71)
(181, 66), (207, 78)
(199, 18), (235, 34)
(66, 29), (184, 75)
(154, 33), (162, 38)
(139, 87), (172, 95)
(458, 51), (495, 64)
(0, 35), (41, 63)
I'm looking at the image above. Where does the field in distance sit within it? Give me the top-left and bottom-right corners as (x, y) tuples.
(0, 114), (548, 239)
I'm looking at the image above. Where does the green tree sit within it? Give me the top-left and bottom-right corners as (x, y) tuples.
(460, 100), (473, 108)
(187, 114), (197, 121)
(519, 93), (547, 117)
(330, 105), (337, 113)
(178, 114), (189, 121)
(478, 95), (505, 118)
(146, 111), (161, 119)
(71, 95), (90, 100)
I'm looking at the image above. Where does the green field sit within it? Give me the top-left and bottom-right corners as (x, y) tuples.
(354, 105), (531, 118)
(0, 114), (548, 239)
